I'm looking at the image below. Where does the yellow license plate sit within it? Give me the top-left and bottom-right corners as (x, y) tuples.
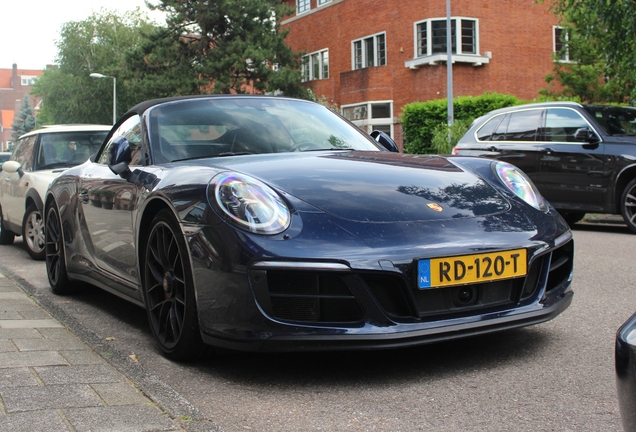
(418, 249), (527, 289)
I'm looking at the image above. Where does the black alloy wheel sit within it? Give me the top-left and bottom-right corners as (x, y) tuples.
(45, 203), (74, 294)
(143, 209), (205, 360)
(622, 179), (636, 234)
(23, 203), (46, 260)
(0, 206), (15, 245)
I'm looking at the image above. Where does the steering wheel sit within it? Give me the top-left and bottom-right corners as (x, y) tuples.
(289, 141), (324, 152)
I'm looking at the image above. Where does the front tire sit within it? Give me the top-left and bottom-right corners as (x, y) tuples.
(0, 206), (15, 245)
(621, 179), (636, 234)
(45, 202), (75, 294)
(23, 203), (45, 260)
(143, 209), (206, 361)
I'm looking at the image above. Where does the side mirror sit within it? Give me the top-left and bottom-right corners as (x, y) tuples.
(574, 127), (599, 143)
(107, 136), (133, 179)
(370, 130), (399, 153)
(2, 160), (24, 178)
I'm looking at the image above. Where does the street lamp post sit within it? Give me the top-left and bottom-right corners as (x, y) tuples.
(446, 0), (453, 129)
(89, 73), (116, 125)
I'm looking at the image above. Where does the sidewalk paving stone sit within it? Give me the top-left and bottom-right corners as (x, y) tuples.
(0, 410), (71, 432)
(64, 406), (177, 432)
(90, 382), (155, 406)
(0, 368), (39, 388)
(0, 271), (190, 431)
(34, 364), (125, 385)
(0, 328), (44, 339)
(59, 350), (106, 365)
(0, 319), (63, 329)
(0, 311), (25, 320)
(0, 341), (14, 353)
(0, 351), (68, 368)
(13, 335), (88, 351)
(1, 384), (104, 412)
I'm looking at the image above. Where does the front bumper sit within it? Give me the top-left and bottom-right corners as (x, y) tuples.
(190, 223), (574, 352)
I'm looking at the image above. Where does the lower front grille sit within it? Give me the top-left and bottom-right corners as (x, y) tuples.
(252, 270), (364, 323)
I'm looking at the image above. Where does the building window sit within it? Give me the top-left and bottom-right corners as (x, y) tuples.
(342, 101), (393, 137)
(406, 17), (487, 68)
(352, 33), (387, 70)
(296, 0), (310, 14)
(318, 0), (332, 4)
(20, 76), (37, 86)
(417, 18), (477, 57)
(553, 26), (570, 62)
(302, 49), (329, 82)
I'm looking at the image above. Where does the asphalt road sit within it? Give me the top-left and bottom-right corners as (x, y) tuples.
(0, 221), (632, 431)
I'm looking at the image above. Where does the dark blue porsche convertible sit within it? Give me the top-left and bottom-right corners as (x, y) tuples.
(44, 96), (574, 360)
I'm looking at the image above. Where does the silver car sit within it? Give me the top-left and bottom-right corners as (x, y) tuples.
(0, 125), (110, 259)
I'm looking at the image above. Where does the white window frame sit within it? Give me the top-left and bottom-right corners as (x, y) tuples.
(318, 0), (332, 5)
(296, 0), (310, 15)
(301, 49), (329, 82)
(351, 32), (387, 70)
(406, 17), (490, 69)
(341, 100), (394, 137)
(553, 26), (571, 62)
(20, 76), (37, 86)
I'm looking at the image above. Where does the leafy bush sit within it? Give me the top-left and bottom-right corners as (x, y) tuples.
(429, 119), (472, 154)
(402, 93), (524, 154)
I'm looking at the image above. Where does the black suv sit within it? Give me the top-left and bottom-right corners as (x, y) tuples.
(453, 101), (636, 232)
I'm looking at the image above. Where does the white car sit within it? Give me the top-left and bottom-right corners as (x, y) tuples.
(0, 125), (110, 259)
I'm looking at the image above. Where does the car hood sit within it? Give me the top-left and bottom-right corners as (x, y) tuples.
(213, 151), (509, 223)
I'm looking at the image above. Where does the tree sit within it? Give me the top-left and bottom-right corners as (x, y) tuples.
(32, 8), (158, 125)
(545, 0), (636, 102)
(144, 0), (308, 98)
(11, 96), (36, 140)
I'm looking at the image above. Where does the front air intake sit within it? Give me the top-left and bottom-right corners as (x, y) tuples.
(263, 271), (364, 323)
(545, 239), (574, 294)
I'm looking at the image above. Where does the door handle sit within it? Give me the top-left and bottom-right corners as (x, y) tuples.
(79, 190), (89, 203)
(489, 146), (498, 152)
(541, 147), (554, 154)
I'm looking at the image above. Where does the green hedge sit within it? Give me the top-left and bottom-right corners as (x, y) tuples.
(401, 93), (524, 154)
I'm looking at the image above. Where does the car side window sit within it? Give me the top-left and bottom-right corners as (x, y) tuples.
(97, 115), (143, 165)
(11, 136), (36, 171)
(476, 116), (503, 141)
(491, 114), (510, 141)
(505, 110), (542, 141)
(545, 108), (590, 142)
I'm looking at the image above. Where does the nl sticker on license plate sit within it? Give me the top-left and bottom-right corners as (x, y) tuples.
(418, 249), (527, 289)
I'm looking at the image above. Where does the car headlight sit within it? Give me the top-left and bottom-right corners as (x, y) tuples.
(494, 161), (547, 211)
(210, 173), (291, 234)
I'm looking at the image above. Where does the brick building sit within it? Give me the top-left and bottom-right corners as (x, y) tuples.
(281, 0), (562, 148)
(0, 64), (44, 150)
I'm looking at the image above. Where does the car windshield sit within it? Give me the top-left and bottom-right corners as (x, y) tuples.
(147, 97), (381, 162)
(37, 131), (109, 169)
(583, 105), (636, 136)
